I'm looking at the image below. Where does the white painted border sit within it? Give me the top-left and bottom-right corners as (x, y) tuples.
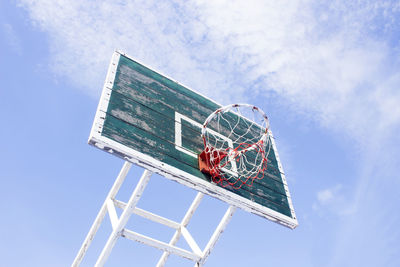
(89, 51), (298, 229)
(174, 112), (199, 158)
(269, 132), (297, 221)
(174, 112), (238, 176)
(89, 51), (121, 141)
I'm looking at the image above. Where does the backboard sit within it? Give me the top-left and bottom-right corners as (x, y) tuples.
(89, 51), (297, 229)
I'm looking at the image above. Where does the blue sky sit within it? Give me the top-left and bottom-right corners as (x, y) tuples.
(1, 1), (399, 266)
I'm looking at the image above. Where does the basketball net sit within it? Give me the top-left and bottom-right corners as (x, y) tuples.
(199, 104), (271, 189)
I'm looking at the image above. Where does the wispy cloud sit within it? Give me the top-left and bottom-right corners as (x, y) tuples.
(17, 0), (400, 144)
(16, 1), (237, 103)
(313, 184), (355, 216)
(194, 0), (400, 144)
(17, 1), (400, 265)
(317, 187), (336, 204)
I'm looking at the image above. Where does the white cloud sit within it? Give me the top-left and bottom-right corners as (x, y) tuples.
(18, 0), (400, 215)
(17, 0), (400, 146)
(16, 0), (240, 103)
(193, 0), (400, 145)
(317, 188), (334, 204)
(313, 184), (355, 216)
(16, 1), (400, 265)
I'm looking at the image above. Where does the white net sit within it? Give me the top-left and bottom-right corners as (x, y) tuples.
(200, 104), (271, 189)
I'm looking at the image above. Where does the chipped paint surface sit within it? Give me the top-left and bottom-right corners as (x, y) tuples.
(89, 51), (298, 229)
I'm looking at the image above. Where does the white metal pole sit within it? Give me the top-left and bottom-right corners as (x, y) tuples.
(156, 192), (204, 267)
(71, 161), (132, 267)
(95, 169), (152, 267)
(197, 205), (237, 267)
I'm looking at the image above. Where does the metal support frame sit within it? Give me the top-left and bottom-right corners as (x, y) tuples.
(72, 162), (237, 267)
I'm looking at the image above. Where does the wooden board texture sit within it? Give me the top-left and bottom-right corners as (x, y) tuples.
(89, 52), (297, 227)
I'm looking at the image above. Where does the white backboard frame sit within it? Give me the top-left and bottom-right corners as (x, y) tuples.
(89, 50), (298, 229)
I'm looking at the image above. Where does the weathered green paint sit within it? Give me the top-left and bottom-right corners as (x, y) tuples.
(108, 78), (284, 183)
(102, 115), (291, 215)
(107, 80), (287, 197)
(99, 54), (294, 219)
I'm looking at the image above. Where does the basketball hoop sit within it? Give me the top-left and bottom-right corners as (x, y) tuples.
(198, 104), (271, 189)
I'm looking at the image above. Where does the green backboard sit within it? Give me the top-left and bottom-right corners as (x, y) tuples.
(89, 51), (297, 229)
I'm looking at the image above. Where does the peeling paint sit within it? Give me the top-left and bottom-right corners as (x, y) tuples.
(88, 51), (298, 229)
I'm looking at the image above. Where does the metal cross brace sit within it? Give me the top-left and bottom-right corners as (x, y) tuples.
(71, 161), (236, 267)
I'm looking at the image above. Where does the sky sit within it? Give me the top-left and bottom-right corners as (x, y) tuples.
(1, 0), (400, 266)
